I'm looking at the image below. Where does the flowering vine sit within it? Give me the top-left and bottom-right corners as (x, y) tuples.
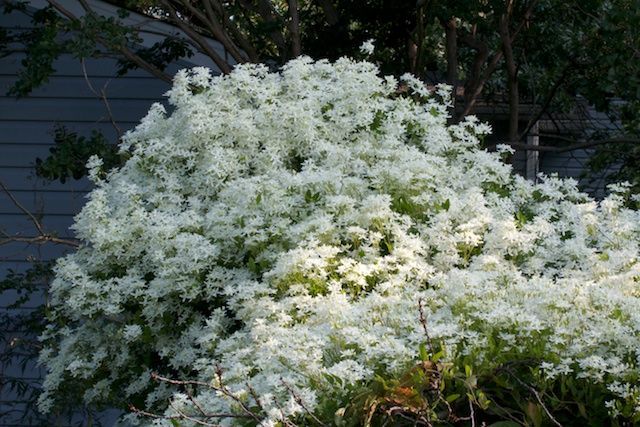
(39, 57), (640, 425)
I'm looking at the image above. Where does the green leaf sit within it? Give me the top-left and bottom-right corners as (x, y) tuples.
(445, 393), (460, 403)
(419, 343), (428, 362)
(465, 365), (472, 378)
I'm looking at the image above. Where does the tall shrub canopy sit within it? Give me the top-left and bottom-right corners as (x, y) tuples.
(40, 57), (640, 425)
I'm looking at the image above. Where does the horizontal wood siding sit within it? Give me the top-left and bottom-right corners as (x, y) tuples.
(0, 75), (172, 100)
(1, 121), (127, 144)
(539, 149), (611, 199)
(0, 97), (164, 122)
(0, 6), (182, 424)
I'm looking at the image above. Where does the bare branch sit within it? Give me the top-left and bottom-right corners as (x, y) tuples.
(45, 0), (173, 83)
(151, 370), (263, 423)
(0, 179), (81, 248)
(115, 44), (174, 83)
(238, 0), (287, 59)
(459, 0), (540, 119)
(177, 0), (247, 63)
(0, 180), (44, 236)
(160, 1), (232, 73)
(444, 18), (458, 88)
(519, 64), (571, 140)
(81, 59), (122, 139)
(280, 378), (326, 426)
(0, 234), (80, 248)
(417, 298), (435, 356)
(505, 136), (639, 153)
(208, 0), (260, 61)
(459, 49), (503, 119)
(468, 398), (476, 427)
(410, 3), (427, 76)
(502, 367), (563, 427)
(167, 400), (219, 427)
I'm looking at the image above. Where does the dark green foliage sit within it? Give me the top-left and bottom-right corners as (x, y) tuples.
(35, 126), (123, 183)
(6, 7), (65, 97)
(1, 1), (192, 97)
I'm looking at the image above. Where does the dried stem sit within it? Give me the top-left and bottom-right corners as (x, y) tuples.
(417, 298), (435, 356)
(280, 378), (326, 426)
(0, 180), (80, 248)
(502, 136), (639, 153)
(503, 368), (563, 427)
(80, 59), (122, 138)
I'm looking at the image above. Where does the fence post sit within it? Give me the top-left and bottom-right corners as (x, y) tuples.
(525, 121), (539, 182)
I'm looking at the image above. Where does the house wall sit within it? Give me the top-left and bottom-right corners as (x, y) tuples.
(0, 3), (210, 425)
(490, 119), (614, 200)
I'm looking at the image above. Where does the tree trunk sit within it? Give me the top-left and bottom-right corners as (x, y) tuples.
(500, 14), (518, 143)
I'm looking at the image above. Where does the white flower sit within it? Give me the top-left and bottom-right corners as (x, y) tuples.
(39, 54), (640, 425)
(359, 39), (375, 55)
(122, 324), (143, 342)
(86, 155), (104, 183)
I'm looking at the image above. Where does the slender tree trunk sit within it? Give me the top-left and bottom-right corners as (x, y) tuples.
(500, 14), (519, 143)
(445, 18), (458, 88)
(288, 0), (301, 57)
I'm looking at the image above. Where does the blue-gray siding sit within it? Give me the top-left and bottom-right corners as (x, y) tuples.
(0, 5), (181, 424)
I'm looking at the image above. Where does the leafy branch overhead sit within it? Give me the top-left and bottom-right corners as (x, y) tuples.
(2, 0), (639, 189)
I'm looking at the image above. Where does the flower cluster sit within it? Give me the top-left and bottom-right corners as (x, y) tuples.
(39, 57), (640, 425)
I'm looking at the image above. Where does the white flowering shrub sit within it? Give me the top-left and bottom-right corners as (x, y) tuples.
(39, 57), (640, 425)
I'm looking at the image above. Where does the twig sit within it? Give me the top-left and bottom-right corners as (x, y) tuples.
(0, 180), (44, 235)
(270, 394), (299, 427)
(128, 404), (181, 420)
(280, 378), (326, 426)
(80, 59), (122, 138)
(159, 0), (232, 74)
(468, 398), (476, 427)
(146, 371), (264, 423)
(503, 136), (639, 153)
(168, 400), (218, 426)
(417, 298), (435, 356)
(0, 180), (80, 248)
(212, 366), (263, 423)
(185, 387), (209, 418)
(130, 402), (250, 423)
(176, 0), (246, 63)
(0, 234), (80, 248)
(503, 367), (563, 427)
(208, 0), (259, 61)
(245, 381), (265, 414)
